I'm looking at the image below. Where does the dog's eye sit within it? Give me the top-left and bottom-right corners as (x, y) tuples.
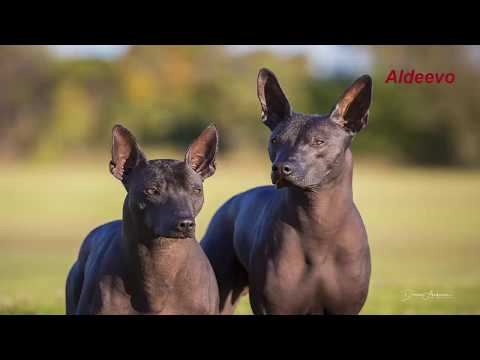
(271, 137), (278, 144)
(312, 138), (325, 146)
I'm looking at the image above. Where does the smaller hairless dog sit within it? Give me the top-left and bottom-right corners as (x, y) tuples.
(202, 69), (372, 314)
(66, 124), (219, 314)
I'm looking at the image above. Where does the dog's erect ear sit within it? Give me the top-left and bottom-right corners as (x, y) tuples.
(185, 124), (218, 179)
(109, 124), (147, 184)
(257, 68), (292, 130)
(330, 74), (372, 135)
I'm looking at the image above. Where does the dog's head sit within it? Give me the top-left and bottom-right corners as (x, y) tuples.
(109, 124), (218, 239)
(257, 68), (372, 190)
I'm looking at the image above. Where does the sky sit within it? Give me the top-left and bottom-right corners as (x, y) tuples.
(228, 45), (371, 76)
(48, 45), (372, 77)
(48, 45), (129, 59)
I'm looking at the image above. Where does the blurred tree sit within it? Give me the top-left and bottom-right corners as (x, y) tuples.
(367, 45), (480, 166)
(33, 57), (122, 160)
(1, 45), (479, 167)
(0, 46), (55, 158)
(114, 46), (311, 150)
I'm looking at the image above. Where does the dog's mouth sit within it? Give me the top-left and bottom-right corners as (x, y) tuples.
(153, 231), (195, 240)
(272, 174), (303, 189)
(274, 178), (292, 189)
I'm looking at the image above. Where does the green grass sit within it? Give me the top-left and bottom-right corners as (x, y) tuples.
(1, 152), (479, 314)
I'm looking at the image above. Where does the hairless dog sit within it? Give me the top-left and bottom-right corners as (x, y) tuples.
(201, 69), (372, 314)
(66, 124), (219, 314)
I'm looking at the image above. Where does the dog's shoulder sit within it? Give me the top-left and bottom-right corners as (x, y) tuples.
(80, 220), (122, 255)
(86, 220), (122, 241)
(239, 185), (277, 200)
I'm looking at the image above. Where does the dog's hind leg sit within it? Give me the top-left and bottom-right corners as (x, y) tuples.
(65, 261), (83, 314)
(201, 201), (248, 314)
(218, 254), (249, 315)
(65, 233), (93, 315)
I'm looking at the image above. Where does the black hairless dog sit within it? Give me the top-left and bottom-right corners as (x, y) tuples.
(201, 69), (372, 314)
(66, 124), (219, 314)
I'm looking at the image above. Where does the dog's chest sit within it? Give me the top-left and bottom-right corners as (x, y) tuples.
(96, 274), (215, 315)
(95, 242), (218, 315)
(253, 236), (370, 314)
(255, 251), (328, 314)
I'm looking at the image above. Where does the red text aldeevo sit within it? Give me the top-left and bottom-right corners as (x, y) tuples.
(385, 70), (455, 84)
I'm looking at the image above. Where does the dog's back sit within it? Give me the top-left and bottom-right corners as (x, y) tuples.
(66, 220), (122, 314)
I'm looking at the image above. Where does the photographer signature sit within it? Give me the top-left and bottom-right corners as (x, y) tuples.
(401, 289), (455, 302)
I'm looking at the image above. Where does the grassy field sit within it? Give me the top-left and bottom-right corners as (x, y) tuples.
(1, 151), (479, 314)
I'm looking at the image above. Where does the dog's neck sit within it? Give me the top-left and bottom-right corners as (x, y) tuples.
(282, 148), (354, 234)
(120, 215), (193, 313)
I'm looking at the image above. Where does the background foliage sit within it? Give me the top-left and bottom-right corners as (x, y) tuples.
(2, 45), (480, 166)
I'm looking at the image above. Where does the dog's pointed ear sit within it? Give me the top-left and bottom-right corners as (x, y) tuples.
(185, 124), (218, 179)
(109, 124), (147, 184)
(257, 68), (292, 130)
(330, 74), (372, 135)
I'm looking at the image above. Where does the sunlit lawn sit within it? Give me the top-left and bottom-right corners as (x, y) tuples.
(1, 151), (479, 314)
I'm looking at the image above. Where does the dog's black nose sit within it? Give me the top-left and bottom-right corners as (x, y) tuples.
(177, 219), (196, 233)
(282, 164), (292, 175)
(272, 163), (293, 176)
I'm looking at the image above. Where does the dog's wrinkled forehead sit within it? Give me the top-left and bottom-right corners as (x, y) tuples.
(273, 113), (340, 143)
(137, 159), (198, 188)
